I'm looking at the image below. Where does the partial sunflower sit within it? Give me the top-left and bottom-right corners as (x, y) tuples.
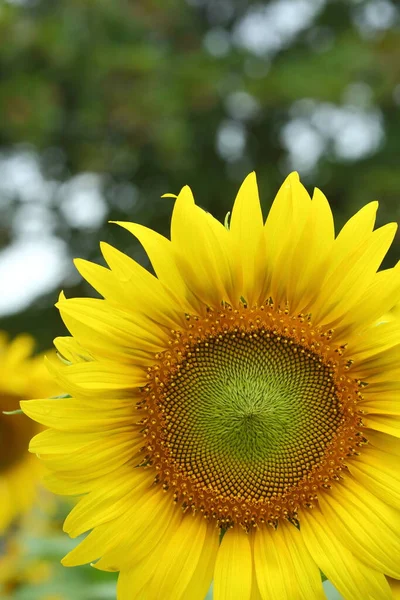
(22, 173), (400, 600)
(0, 528), (53, 597)
(0, 333), (57, 533)
(0, 500), (68, 599)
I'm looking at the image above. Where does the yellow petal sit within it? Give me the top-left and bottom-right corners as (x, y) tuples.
(349, 320), (400, 360)
(4, 333), (35, 365)
(257, 173), (300, 303)
(117, 569), (147, 600)
(63, 468), (152, 536)
(21, 398), (133, 432)
(182, 522), (220, 600)
(63, 488), (175, 567)
(351, 343), (400, 381)
(261, 173), (312, 306)
(94, 491), (181, 570)
(361, 379), (400, 415)
(288, 187), (334, 314)
(254, 521), (324, 600)
(366, 430), (400, 455)
(170, 185), (238, 307)
(45, 358), (146, 399)
(318, 477), (400, 578)
(333, 266), (400, 342)
(250, 576), (263, 600)
(112, 221), (201, 313)
(40, 435), (137, 479)
(312, 222), (397, 326)
(229, 172), (263, 305)
(99, 242), (185, 329)
(254, 525), (296, 600)
(214, 527), (252, 600)
(54, 336), (92, 363)
(348, 446), (400, 508)
(301, 506), (392, 600)
(73, 258), (120, 302)
(280, 521), (325, 600)
(148, 515), (211, 600)
(329, 200), (378, 270)
(29, 426), (142, 454)
(43, 472), (93, 495)
(56, 297), (167, 364)
(365, 414), (400, 437)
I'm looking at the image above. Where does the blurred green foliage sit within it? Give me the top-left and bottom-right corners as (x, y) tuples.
(1, 0), (400, 348)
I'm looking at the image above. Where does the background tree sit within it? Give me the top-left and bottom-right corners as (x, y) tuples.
(1, 0), (399, 350)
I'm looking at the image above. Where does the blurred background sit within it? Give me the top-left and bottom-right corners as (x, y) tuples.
(0, 0), (399, 597)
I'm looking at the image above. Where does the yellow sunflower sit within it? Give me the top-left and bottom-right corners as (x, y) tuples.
(0, 332), (57, 533)
(22, 172), (400, 599)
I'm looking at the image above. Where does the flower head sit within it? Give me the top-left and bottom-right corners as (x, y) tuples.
(0, 332), (57, 533)
(23, 173), (400, 599)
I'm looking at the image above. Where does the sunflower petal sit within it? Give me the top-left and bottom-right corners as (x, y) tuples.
(301, 506), (392, 600)
(348, 446), (400, 508)
(318, 477), (400, 578)
(214, 527), (253, 600)
(147, 516), (212, 600)
(230, 172), (263, 305)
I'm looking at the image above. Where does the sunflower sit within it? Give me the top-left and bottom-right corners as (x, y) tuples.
(22, 172), (400, 599)
(0, 332), (57, 533)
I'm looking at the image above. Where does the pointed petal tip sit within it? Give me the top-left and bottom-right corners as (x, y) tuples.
(20, 400), (40, 425)
(57, 290), (67, 304)
(288, 171), (300, 182)
(366, 199), (379, 213)
(19, 399), (28, 414)
(73, 258), (86, 275)
(61, 555), (74, 567)
(238, 170), (258, 189)
(99, 240), (112, 254)
(243, 170), (257, 183)
(176, 184), (195, 203)
(280, 171), (300, 191)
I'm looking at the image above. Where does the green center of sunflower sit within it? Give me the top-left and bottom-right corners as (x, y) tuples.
(143, 304), (364, 528)
(165, 330), (341, 492)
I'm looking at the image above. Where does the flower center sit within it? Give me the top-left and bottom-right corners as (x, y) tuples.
(141, 304), (365, 528)
(0, 395), (36, 471)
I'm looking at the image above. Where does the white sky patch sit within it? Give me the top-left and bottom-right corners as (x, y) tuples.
(0, 237), (69, 316)
(225, 91), (260, 121)
(12, 203), (57, 237)
(0, 151), (55, 205)
(352, 0), (398, 36)
(203, 27), (231, 57)
(233, 0), (325, 56)
(59, 173), (108, 229)
(282, 100), (384, 172)
(0, 150), (108, 316)
(310, 103), (384, 160)
(216, 120), (247, 162)
(281, 118), (325, 173)
(323, 580), (343, 599)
